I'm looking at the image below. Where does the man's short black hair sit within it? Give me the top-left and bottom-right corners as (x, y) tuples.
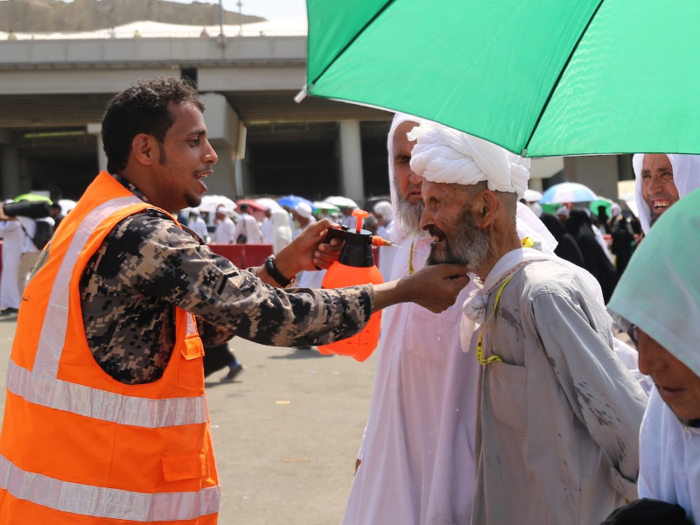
(49, 203), (61, 210)
(239, 203), (249, 213)
(101, 77), (205, 174)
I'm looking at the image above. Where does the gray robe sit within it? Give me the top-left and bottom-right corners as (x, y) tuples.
(471, 260), (647, 525)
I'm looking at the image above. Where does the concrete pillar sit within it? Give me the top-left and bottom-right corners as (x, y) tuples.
(87, 123), (108, 173)
(563, 155), (620, 200)
(339, 120), (364, 203)
(199, 93), (246, 198)
(0, 144), (21, 199)
(235, 158), (244, 198)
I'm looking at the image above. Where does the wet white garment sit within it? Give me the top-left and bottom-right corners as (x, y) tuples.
(639, 389), (700, 524)
(471, 255), (647, 525)
(271, 211), (292, 254)
(0, 220), (22, 309)
(342, 231), (480, 525)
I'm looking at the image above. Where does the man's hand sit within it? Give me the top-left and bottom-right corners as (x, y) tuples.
(373, 264), (470, 313)
(274, 219), (344, 277)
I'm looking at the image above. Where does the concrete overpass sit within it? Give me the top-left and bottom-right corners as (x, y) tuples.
(0, 19), (629, 204)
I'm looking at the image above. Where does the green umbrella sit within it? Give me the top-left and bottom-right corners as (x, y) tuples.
(305, 0), (700, 157)
(313, 201), (341, 213)
(14, 193), (52, 204)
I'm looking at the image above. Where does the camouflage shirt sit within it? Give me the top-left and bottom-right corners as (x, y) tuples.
(80, 175), (375, 385)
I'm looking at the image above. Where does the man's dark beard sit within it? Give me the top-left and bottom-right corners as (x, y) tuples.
(426, 212), (490, 267)
(160, 148), (202, 208)
(396, 194), (424, 234)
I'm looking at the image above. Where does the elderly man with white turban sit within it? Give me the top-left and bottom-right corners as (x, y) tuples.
(411, 123), (648, 525)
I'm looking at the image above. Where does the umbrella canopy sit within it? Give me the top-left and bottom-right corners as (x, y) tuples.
(58, 199), (77, 215)
(540, 182), (598, 204)
(198, 195), (237, 214)
(324, 196), (358, 208)
(278, 195), (313, 209)
(305, 0), (700, 156)
(255, 198), (283, 212)
(14, 193), (52, 204)
(523, 189), (543, 203)
(589, 197), (614, 217)
(236, 199), (266, 212)
(313, 201), (340, 213)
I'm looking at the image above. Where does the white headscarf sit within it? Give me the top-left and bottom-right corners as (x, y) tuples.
(373, 200), (393, 224)
(294, 202), (313, 219)
(387, 113), (433, 243)
(271, 209), (292, 254)
(633, 153), (700, 233)
(409, 124), (530, 199)
(608, 186), (700, 523)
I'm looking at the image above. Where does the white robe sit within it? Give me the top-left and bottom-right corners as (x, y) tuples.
(0, 220), (22, 309)
(342, 232), (480, 525)
(639, 388), (700, 525)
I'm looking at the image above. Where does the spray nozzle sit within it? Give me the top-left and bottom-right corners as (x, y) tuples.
(352, 209), (369, 233)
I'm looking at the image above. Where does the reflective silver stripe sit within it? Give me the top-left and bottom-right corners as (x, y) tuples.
(34, 196), (144, 380)
(6, 360), (207, 428)
(186, 313), (197, 336)
(0, 453), (220, 521)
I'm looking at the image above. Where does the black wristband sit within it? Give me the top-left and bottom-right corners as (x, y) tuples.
(264, 255), (295, 288)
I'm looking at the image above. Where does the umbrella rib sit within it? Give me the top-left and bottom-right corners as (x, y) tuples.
(307, 0), (397, 89)
(522, 0), (606, 156)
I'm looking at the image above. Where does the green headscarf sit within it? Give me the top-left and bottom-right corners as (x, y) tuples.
(608, 188), (700, 378)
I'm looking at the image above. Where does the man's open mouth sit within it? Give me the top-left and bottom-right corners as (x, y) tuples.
(652, 199), (672, 211)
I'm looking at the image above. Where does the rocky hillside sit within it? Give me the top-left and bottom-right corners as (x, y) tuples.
(0, 0), (265, 32)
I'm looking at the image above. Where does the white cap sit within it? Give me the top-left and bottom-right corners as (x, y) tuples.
(556, 206), (570, 217)
(295, 202), (313, 219)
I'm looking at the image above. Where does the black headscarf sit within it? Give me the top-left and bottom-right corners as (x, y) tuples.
(565, 209), (618, 302)
(540, 213), (585, 268)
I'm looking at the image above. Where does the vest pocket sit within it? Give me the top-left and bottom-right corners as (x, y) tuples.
(178, 336), (205, 391)
(487, 361), (528, 436)
(162, 450), (206, 482)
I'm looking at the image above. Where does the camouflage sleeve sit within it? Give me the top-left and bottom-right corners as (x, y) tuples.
(110, 210), (375, 347)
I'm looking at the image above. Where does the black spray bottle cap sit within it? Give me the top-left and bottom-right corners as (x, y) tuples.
(323, 210), (376, 268)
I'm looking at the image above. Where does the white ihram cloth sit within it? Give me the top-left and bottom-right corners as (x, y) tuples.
(189, 216), (208, 241)
(0, 220), (22, 309)
(233, 213), (263, 244)
(211, 216), (236, 244)
(632, 153), (700, 233)
(261, 217), (275, 245)
(342, 112), (480, 525)
(608, 188), (700, 523)
(342, 230), (481, 525)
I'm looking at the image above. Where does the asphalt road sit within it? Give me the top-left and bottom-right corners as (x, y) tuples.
(0, 316), (377, 525)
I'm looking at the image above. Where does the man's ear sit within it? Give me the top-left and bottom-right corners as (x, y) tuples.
(474, 190), (499, 229)
(131, 133), (157, 167)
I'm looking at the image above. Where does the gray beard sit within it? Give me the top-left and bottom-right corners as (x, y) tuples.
(427, 214), (490, 268)
(396, 196), (425, 234)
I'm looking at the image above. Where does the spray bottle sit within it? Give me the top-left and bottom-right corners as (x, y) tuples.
(319, 209), (392, 362)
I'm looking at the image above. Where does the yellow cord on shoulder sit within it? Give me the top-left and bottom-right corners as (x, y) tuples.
(476, 275), (514, 366)
(408, 239), (415, 275)
(476, 237), (531, 365)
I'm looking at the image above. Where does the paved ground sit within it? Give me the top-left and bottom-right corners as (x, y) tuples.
(0, 316), (377, 525)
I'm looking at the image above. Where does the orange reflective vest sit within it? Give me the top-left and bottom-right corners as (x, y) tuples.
(0, 172), (220, 524)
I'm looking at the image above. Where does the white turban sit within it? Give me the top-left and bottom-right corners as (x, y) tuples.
(294, 202), (313, 219)
(408, 125), (530, 199)
(373, 200), (393, 223)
